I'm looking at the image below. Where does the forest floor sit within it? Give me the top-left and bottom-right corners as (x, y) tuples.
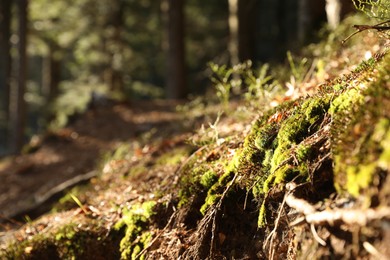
(1, 15), (390, 259)
(0, 100), (187, 224)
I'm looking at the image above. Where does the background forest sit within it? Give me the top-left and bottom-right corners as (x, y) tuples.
(0, 0), (354, 156)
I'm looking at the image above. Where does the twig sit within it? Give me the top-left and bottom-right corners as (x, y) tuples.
(342, 19), (390, 44)
(286, 193), (390, 226)
(209, 173), (239, 258)
(363, 241), (387, 260)
(310, 223), (326, 246)
(263, 190), (290, 259)
(135, 209), (177, 259)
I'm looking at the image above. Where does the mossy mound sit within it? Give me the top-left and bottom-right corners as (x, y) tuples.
(175, 52), (390, 258)
(0, 213), (123, 259)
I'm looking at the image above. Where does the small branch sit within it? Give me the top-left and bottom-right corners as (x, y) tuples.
(363, 241), (387, 259)
(286, 193), (390, 226)
(135, 209), (177, 259)
(310, 223), (326, 246)
(210, 173), (239, 258)
(342, 19), (390, 44)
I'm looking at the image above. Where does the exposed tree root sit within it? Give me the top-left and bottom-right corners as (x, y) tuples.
(286, 192), (390, 226)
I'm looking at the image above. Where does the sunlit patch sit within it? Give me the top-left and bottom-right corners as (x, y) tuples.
(365, 51), (372, 60)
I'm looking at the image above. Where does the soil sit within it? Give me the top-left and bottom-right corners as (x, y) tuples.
(0, 100), (186, 224)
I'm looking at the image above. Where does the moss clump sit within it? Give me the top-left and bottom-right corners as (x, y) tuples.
(198, 95), (333, 226)
(155, 146), (191, 166)
(295, 143), (313, 162)
(329, 88), (364, 115)
(0, 220), (120, 259)
(264, 96), (330, 192)
(377, 119), (390, 170)
(331, 54), (390, 197)
(177, 159), (220, 208)
(200, 169), (219, 190)
(0, 233), (57, 259)
(114, 201), (156, 260)
(199, 153), (241, 215)
(200, 169), (236, 215)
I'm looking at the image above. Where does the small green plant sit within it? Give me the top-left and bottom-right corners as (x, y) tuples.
(209, 60), (279, 107)
(209, 62), (239, 106)
(286, 51), (309, 83)
(190, 111), (225, 146)
(69, 193), (88, 214)
(353, 0), (390, 20)
(243, 62), (279, 102)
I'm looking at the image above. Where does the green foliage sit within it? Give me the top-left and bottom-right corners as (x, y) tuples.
(190, 112), (225, 146)
(353, 0), (390, 20)
(286, 51), (310, 83)
(209, 61), (279, 107)
(49, 82), (107, 129)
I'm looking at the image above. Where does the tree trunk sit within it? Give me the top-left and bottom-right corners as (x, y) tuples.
(238, 0), (256, 62)
(228, 0), (239, 66)
(42, 43), (61, 104)
(165, 0), (186, 99)
(10, 0), (28, 153)
(297, 0), (310, 43)
(326, 0), (341, 29)
(108, 0), (124, 93)
(0, 0), (12, 154)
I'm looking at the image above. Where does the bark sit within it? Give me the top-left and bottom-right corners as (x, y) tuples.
(0, 0), (12, 153)
(10, 0), (28, 153)
(297, 0), (310, 43)
(228, 0), (239, 66)
(42, 43), (61, 104)
(326, 0), (342, 29)
(165, 0), (186, 99)
(238, 0), (256, 61)
(108, 0), (124, 93)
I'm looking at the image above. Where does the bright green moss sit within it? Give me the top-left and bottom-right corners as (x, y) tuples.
(374, 119), (390, 170)
(378, 130), (390, 170)
(270, 147), (291, 174)
(269, 97), (330, 174)
(329, 88), (364, 115)
(254, 124), (279, 151)
(200, 170), (235, 215)
(343, 118), (390, 196)
(346, 163), (377, 197)
(331, 53), (390, 197)
(200, 170), (219, 190)
(262, 149), (273, 170)
(199, 153), (241, 215)
(114, 201), (156, 260)
(258, 200), (267, 228)
(177, 159), (220, 209)
(155, 146), (191, 166)
(296, 144), (312, 162)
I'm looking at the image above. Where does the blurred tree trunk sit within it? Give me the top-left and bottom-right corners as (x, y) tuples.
(0, 0), (12, 153)
(165, 0), (186, 99)
(238, 0), (256, 62)
(297, 0), (310, 43)
(107, 0), (124, 94)
(10, 0), (28, 153)
(42, 42), (61, 104)
(326, 0), (341, 29)
(228, 0), (239, 66)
